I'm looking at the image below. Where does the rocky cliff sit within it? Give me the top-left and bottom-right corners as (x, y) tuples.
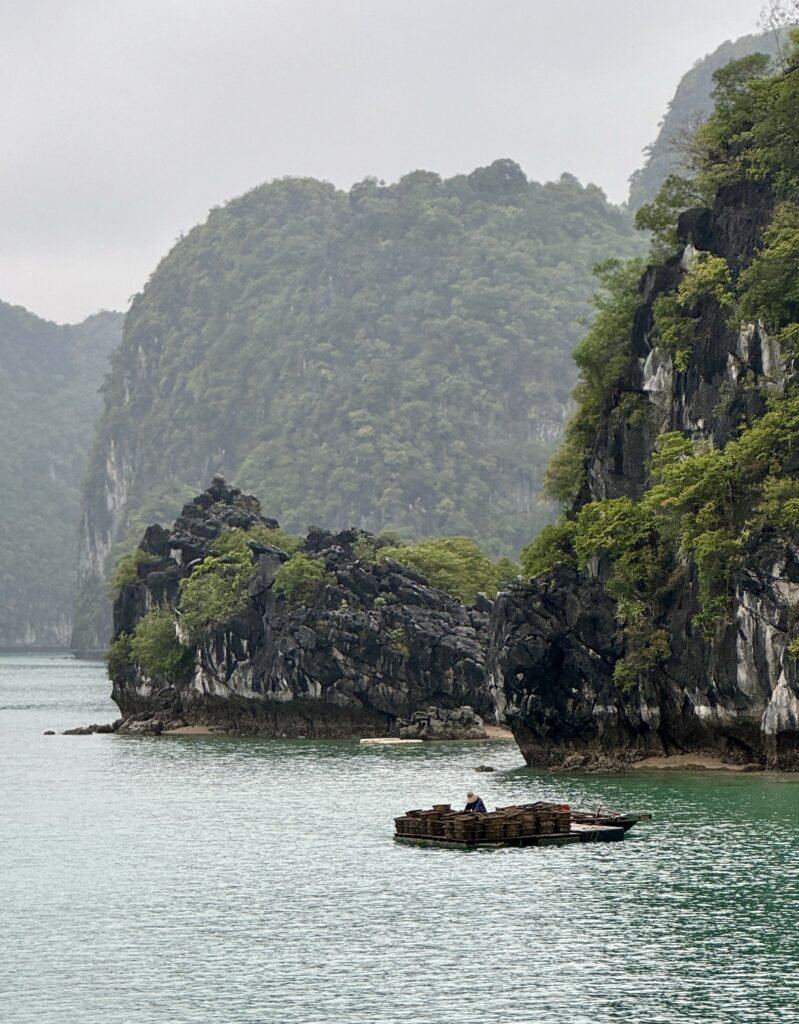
(489, 46), (799, 769)
(0, 303), (122, 648)
(110, 478), (490, 737)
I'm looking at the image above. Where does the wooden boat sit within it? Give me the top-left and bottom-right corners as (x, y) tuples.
(569, 807), (652, 833)
(393, 801), (651, 848)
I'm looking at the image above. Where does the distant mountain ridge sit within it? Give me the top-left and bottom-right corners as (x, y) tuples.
(0, 303), (123, 646)
(73, 160), (643, 650)
(628, 29), (783, 209)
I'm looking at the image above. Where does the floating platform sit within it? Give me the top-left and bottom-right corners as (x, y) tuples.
(360, 738), (423, 746)
(393, 802), (650, 849)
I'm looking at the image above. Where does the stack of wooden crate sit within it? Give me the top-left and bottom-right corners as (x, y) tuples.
(395, 801), (571, 842)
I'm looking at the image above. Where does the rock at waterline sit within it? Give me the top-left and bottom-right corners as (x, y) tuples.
(397, 706), (487, 741)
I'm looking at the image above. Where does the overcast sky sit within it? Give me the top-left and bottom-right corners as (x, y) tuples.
(1, 0), (767, 323)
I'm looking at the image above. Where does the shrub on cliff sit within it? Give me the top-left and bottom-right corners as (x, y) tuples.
(520, 521), (577, 578)
(544, 258), (646, 504)
(179, 528), (265, 640)
(128, 608), (192, 683)
(111, 548), (158, 596)
(273, 553), (333, 607)
(379, 536), (518, 604)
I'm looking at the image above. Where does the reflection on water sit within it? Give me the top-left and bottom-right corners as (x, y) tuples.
(2, 654), (799, 1023)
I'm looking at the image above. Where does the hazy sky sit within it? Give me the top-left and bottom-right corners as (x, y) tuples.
(2, 0), (768, 323)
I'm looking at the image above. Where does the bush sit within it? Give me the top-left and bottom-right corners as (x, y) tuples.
(273, 553), (333, 607)
(520, 521), (577, 578)
(225, 523), (304, 556)
(111, 548), (157, 596)
(353, 535), (380, 562)
(379, 536), (518, 604)
(179, 527), (262, 641)
(386, 625), (409, 656)
(128, 608), (192, 683)
(106, 631), (133, 677)
(545, 258), (646, 503)
(737, 203), (799, 343)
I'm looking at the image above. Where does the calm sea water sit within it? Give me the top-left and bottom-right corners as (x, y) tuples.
(2, 654), (799, 1024)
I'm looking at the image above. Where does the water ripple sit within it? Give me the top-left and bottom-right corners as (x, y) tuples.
(2, 654), (799, 1023)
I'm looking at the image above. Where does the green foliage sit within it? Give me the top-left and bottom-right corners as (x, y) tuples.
(545, 258), (646, 503)
(111, 548), (157, 596)
(216, 523), (303, 556)
(520, 520), (577, 577)
(179, 528), (261, 641)
(635, 175), (707, 256)
(128, 608), (192, 683)
(353, 535), (381, 562)
(737, 203), (799, 345)
(539, 385), (799, 667)
(106, 631), (133, 678)
(754, 477), (799, 532)
(380, 535), (518, 604)
(0, 304), (122, 645)
(273, 553), (333, 607)
(681, 35), (799, 198)
(536, 37), (799, 688)
(613, 629), (671, 693)
(386, 626), (410, 656)
(653, 253), (735, 367)
(629, 30), (782, 210)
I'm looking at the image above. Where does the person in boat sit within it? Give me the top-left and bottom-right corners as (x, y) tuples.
(464, 791), (487, 813)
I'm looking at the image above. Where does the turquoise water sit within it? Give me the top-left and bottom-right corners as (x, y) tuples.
(2, 653), (799, 1023)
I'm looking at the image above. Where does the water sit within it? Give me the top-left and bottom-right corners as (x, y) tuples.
(2, 654), (799, 1023)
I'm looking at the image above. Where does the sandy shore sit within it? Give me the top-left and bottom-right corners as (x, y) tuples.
(484, 725), (514, 741)
(631, 753), (752, 772)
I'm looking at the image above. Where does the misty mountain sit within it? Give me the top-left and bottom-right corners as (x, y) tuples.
(0, 303), (123, 646)
(74, 160), (643, 649)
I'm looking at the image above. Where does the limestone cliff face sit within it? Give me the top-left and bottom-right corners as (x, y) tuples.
(111, 479), (489, 736)
(0, 304), (122, 649)
(489, 179), (799, 769)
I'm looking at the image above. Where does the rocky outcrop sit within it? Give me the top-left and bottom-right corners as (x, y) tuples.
(489, 177), (799, 770)
(110, 478), (490, 737)
(490, 539), (799, 769)
(398, 705), (486, 740)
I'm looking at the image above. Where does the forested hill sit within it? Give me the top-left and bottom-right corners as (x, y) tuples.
(0, 303), (123, 647)
(74, 159), (642, 650)
(628, 29), (782, 210)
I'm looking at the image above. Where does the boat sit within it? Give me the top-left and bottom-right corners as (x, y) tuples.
(393, 801), (651, 848)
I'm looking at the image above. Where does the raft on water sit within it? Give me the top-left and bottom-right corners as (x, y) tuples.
(393, 802), (651, 848)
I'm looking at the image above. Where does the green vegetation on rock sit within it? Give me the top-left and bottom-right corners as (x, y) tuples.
(107, 608), (192, 684)
(628, 30), (783, 210)
(379, 536), (518, 604)
(130, 608), (192, 683)
(179, 528), (265, 641)
(543, 258), (646, 503)
(532, 34), (799, 689)
(272, 553), (333, 607)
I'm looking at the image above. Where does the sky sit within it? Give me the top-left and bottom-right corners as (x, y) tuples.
(1, 0), (769, 324)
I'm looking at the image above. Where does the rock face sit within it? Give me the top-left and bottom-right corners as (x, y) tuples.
(398, 706), (486, 740)
(489, 179), (799, 770)
(110, 478), (490, 737)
